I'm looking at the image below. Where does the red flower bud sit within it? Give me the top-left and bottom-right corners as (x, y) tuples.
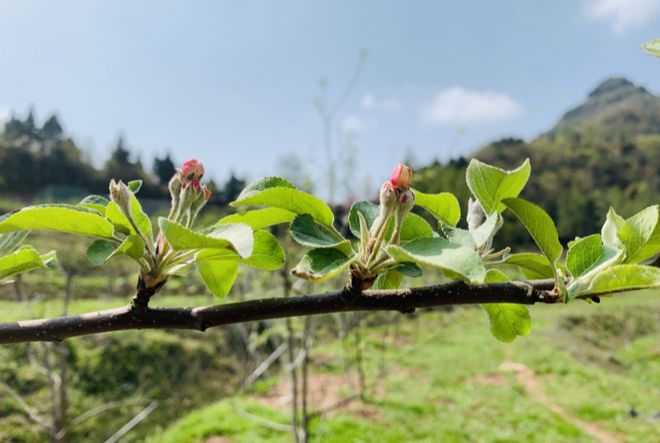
(182, 179), (202, 192)
(203, 186), (212, 201)
(180, 159), (204, 181)
(389, 164), (413, 188)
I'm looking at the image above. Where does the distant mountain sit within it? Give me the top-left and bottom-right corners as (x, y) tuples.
(415, 77), (660, 245)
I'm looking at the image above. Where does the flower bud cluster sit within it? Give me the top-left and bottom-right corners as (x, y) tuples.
(167, 159), (212, 227)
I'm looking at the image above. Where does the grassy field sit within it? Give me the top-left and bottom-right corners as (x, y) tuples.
(150, 291), (660, 443)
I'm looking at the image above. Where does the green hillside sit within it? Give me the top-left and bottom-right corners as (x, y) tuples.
(415, 77), (660, 245)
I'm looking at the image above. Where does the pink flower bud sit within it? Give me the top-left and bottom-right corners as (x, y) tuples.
(182, 179), (203, 192)
(389, 164), (413, 188)
(180, 159), (205, 181)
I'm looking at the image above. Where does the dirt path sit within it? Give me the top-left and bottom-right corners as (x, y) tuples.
(498, 361), (623, 443)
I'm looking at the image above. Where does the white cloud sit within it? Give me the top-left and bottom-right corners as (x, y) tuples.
(422, 87), (522, 125)
(585, 0), (660, 34)
(361, 94), (401, 111)
(340, 115), (364, 134)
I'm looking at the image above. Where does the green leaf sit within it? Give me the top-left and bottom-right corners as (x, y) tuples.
(413, 191), (461, 226)
(501, 253), (554, 279)
(347, 200), (433, 243)
(387, 238), (486, 283)
(481, 304), (531, 343)
(348, 200), (380, 238)
(373, 272), (404, 289)
(159, 218), (254, 258)
(566, 234), (603, 278)
(291, 248), (355, 281)
(579, 265), (660, 297)
(0, 246), (55, 281)
(503, 198), (562, 266)
(197, 258), (239, 298)
(79, 195), (110, 215)
(127, 180), (142, 193)
(231, 176), (334, 228)
(391, 261), (423, 277)
(87, 235), (145, 266)
(399, 213), (434, 243)
(217, 208), (295, 230)
(87, 240), (117, 266)
(441, 213), (500, 249)
(642, 38), (660, 57)
(466, 158), (531, 214)
(197, 230), (284, 271)
(0, 204), (115, 239)
(601, 207), (625, 248)
(617, 205), (660, 264)
(0, 232), (29, 255)
(105, 194), (153, 241)
(290, 214), (349, 253)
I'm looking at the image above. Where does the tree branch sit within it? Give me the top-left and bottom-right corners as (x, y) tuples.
(0, 280), (559, 344)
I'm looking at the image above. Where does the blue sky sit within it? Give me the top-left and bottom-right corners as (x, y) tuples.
(1, 0), (659, 200)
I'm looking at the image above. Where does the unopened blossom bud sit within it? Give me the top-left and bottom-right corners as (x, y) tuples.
(109, 179), (132, 216)
(390, 163), (413, 189)
(203, 186), (212, 201)
(467, 198), (486, 231)
(180, 159), (204, 181)
(393, 188), (415, 242)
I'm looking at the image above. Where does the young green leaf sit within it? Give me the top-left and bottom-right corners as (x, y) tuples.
(578, 265), (660, 297)
(348, 200), (380, 238)
(399, 213), (434, 243)
(290, 214), (350, 252)
(159, 218), (254, 258)
(617, 205), (660, 264)
(0, 246), (55, 281)
(566, 234), (603, 278)
(391, 261), (423, 277)
(441, 213), (500, 249)
(373, 271), (404, 289)
(413, 190), (461, 226)
(196, 258), (239, 298)
(466, 158), (531, 214)
(197, 230), (284, 271)
(87, 235), (145, 266)
(642, 38), (660, 57)
(105, 193), (153, 242)
(481, 303), (532, 343)
(601, 207), (625, 248)
(291, 248), (355, 281)
(0, 232), (29, 255)
(231, 177), (334, 228)
(127, 180), (143, 193)
(502, 198), (562, 266)
(0, 205), (115, 239)
(501, 253), (555, 279)
(217, 208), (295, 230)
(79, 195), (110, 215)
(387, 238), (486, 283)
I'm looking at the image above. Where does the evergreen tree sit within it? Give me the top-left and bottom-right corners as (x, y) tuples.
(153, 153), (176, 184)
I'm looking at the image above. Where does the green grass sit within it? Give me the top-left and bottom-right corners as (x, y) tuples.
(151, 290), (660, 443)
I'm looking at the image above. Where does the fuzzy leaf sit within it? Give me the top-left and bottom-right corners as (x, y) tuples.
(291, 248), (355, 281)
(197, 230), (284, 271)
(105, 194), (153, 241)
(217, 208), (295, 230)
(501, 253), (554, 279)
(566, 234), (603, 278)
(413, 191), (461, 226)
(617, 205), (660, 264)
(387, 238), (486, 283)
(642, 38), (660, 57)
(0, 246), (55, 281)
(601, 207), (624, 248)
(79, 195), (110, 215)
(159, 218), (253, 258)
(197, 258), (239, 298)
(373, 272), (404, 289)
(578, 265), (660, 297)
(503, 198), (562, 266)
(231, 176), (334, 228)
(290, 214), (349, 252)
(466, 159), (530, 214)
(0, 204), (115, 239)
